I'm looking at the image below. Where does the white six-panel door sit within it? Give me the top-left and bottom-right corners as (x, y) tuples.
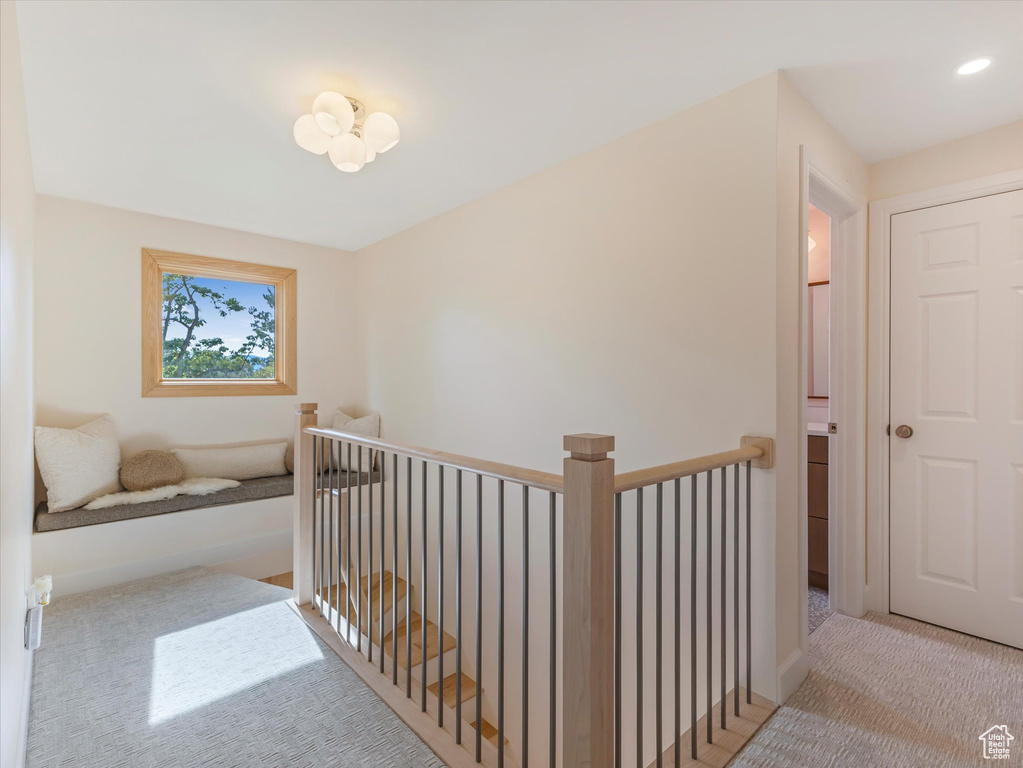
(890, 188), (1023, 649)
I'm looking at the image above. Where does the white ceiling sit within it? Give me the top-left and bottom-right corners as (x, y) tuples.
(15, 0), (1023, 251)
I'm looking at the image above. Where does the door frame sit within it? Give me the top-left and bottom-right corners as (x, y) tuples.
(798, 148), (868, 632)
(865, 169), (1023, 614)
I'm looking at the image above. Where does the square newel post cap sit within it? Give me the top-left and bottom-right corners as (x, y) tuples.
(564, 433), (615, 461)
(297, 402), (318, 414)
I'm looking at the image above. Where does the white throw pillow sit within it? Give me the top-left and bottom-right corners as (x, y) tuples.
(35, 415), (123, 512)
(171, 443), (288, 481)
(333, 410), (380, 471)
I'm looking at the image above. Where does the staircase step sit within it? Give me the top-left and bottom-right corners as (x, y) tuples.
(383, 610), (456, 668)
(428, 672), (477, 708)
(360, 571), (407, 616)
(323, 570), (406, 610)
(470, 718), (509, 747)
(313, 573), (407, 637)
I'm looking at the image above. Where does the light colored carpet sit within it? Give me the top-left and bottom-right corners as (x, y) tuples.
(731, 611), (1023, 767)
(26, 567), (446, 768)
(808, 586), (832, 635)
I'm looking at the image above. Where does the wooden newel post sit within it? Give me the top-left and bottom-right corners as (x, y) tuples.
(294, 402), (317, 606)
(562, 433), (615, 768)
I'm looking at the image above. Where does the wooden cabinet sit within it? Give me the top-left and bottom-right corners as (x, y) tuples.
(808, 435), (829, 589)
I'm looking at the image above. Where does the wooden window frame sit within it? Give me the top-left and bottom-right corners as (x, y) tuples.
(141, 248), (297, 397)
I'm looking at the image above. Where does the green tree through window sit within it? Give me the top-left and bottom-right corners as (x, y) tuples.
(161, 273), (276, 379)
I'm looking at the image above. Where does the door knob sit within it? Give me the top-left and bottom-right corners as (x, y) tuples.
(894, 424), (913, 439)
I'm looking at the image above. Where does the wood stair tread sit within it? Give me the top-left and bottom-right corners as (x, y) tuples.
(383, 610), (457, 668)
(310, 570), (407, 634)
(359, 571), (408, 616)
(470, 718), (509, 747)
(428, 672), (477, 708)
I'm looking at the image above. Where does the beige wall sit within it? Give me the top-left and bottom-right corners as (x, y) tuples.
(32, 197), (360, 593)
(0, 3), (37, 765)
(34, 196), (359, 460)
(774, 74), (869, 697)
(869, 120), (1023, 201)
(356, 74), (781, 760)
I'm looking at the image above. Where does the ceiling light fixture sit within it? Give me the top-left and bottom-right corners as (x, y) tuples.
(956, 57), (991, 75)
(294, 91), (399, 173)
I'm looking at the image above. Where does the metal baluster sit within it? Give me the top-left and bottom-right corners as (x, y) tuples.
(746, 461), (752, 705)
(456, 469), (463, 743)
(406, 456), (413, 697)
(655, 483), (663, 767)
(475, 473), (483, 763)
(522, 485), (529, 768)
(706, 471), (712, 745)
(380, 451), (386, 673)
(674, 479), (681, 768)
(438, 465), (445, 728)
(319, 437), (326, 614)
(313, 436), (320, 614)
(337, 443), (345, 629)
(369, 449), (375, 664)
(421, 460), (428, 712)
(393, 453), (399, 685)
(690, 476), (697, 760)
(720, 467), (726, 731)
(734, 464), (740, 715)
(549, 490), (557, 768)
(328, 440), (334, 628)
(637, 488), (644, 768)
(614, 492), (622, 768)
(346, 444), (352, 640)
(498, 478), (505, 768)
(357, 446), (363, 653)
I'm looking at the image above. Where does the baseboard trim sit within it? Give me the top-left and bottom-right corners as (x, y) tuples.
(15, 645), (33, 768)
(776, 647), (809, 704)
(644, 687), (776, 768)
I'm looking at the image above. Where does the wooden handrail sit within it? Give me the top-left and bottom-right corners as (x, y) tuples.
(613, 436), (774, 493)
(304, 426), (565, 494)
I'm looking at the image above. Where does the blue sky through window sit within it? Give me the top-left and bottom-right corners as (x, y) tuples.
(167, 276), (274, 353)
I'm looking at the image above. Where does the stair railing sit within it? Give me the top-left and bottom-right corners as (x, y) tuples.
(293, 403), (773, 768)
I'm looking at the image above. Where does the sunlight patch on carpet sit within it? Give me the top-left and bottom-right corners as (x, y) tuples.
(149, 601), (323, 724)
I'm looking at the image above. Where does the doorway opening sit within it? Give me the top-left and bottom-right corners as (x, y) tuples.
(787, 150), (868, 700)
(806, 202), (833, 634)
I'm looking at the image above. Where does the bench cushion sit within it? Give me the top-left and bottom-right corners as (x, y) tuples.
(35, 475), (295, 532)
(34, 469), (382, 533)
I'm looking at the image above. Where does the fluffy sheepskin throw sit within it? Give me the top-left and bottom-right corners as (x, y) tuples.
(84, 478), (240, 510)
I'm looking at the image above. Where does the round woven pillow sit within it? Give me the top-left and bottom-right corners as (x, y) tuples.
(120, 450), (186, 491)
(285, 443), (294, 473)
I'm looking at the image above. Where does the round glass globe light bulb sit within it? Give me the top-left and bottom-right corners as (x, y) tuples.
(312, 92), (355, 136)
(362, 111), (400, 153)
(329, 133), (367, 172)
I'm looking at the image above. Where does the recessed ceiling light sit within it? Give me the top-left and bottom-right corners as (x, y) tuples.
(956, 58), (991, 75)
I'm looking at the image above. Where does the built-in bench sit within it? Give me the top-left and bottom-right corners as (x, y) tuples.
(34, 470), (380, 532)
